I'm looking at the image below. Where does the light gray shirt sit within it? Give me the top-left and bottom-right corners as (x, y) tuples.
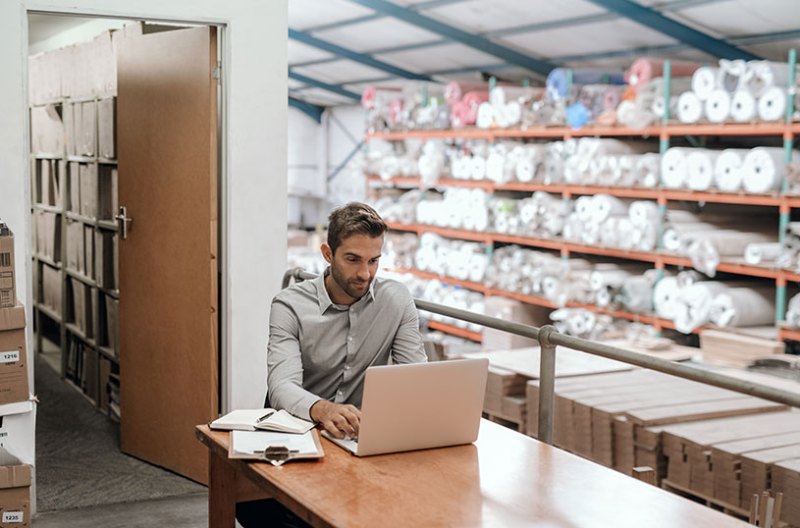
(267, 270), (426, 420)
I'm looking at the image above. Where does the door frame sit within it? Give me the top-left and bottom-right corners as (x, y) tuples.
(22, 10), (231, 412)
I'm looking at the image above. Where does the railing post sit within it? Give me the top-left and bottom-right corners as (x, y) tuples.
(537, 325), (558, 445)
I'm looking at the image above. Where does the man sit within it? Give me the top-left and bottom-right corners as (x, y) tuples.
(238, 202), (426, 527)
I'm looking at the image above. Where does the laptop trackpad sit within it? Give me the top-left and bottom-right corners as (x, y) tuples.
(321, 431), (359, 455)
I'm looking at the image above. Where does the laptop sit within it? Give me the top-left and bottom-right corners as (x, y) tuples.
(324, 358), (489, 457)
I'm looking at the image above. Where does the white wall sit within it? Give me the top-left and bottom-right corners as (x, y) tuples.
(326, 105), (368, 209)
(1, 1), (287, 416)
(287, 107), (326, 228)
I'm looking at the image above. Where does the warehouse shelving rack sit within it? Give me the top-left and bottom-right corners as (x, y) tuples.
(367, 55), (800, 344)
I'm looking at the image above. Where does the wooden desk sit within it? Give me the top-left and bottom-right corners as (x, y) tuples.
(196, 420), (749, 527)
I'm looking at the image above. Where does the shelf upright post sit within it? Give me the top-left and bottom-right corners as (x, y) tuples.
(776, 49), (797, 323)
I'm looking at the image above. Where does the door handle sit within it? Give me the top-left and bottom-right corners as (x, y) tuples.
(116, 206), (133, 240)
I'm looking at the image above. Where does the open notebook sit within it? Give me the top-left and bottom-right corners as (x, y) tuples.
(324, 358), (489, 457)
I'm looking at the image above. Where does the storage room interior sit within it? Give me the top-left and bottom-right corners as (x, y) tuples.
(1, 0), (800, 526)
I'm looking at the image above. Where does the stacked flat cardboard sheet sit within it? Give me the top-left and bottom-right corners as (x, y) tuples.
(773, 458), (800, 526)
(699, 329), (785, 368)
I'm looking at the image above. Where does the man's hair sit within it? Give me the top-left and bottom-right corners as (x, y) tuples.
(327, 202), (387, 254)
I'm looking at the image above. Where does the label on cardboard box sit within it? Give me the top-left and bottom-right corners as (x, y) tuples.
(0, 352), (18, 364)
(1, 512), (22, 523)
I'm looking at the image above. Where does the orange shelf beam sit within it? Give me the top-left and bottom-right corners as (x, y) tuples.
(391, 267), (487, 293)
(779, 327), (800, 342)
(427, 320), (482, 342)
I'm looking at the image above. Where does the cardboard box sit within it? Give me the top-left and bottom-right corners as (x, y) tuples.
(98, 97), (115, 159)
(0, 305), (28, 406)
(41, 264), (61, 315)
(105, 296), (118, 350)
(78, 101), (97, 157)
(68, 162), (80, 213)
(0, 400), (36, 466)
(0, 228), (15, 309)
(0, 464), (31, 528)
(79, 164), (98, 219)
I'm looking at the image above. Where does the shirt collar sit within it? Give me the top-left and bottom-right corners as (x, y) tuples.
(315, 267), (376, 312)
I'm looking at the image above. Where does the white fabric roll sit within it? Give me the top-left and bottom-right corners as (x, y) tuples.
(688, 230), (776, 276)
(741, 147), (786, 194)
(746, 61), (795, 97)
(705, 89), (731, 123)
(591, 194), (628, 223)
(717, 59), (748, 92)
(470, 155), (487, 180)
(744, 242), (782, 264)
(730, 90), (757, 122)
(516, 157), (536, 183)
(757, 86), (787, 121)
(636, 153), (661, 188)
(574, 196), (594, 222)
(621, 275), (654, 314)
(686, 150), (720, 191)
(628, 200), (660, 227)
(476, 102), (494, 129)
(713, 149), (746, 192)
(616, 218), (636, 250)
(709, 286), (775, 327)
(787, 292), (800, 328)
(661, 147), (691, 188)
(673, 281), (730, 333)
(692, 67), (718, 100)
(451, 155), (470, 180)
(654, 276), (680, 319)
(590, 268), (632, 291)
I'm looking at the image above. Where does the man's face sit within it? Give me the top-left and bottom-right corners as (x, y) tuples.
(324, 234), (383, 302)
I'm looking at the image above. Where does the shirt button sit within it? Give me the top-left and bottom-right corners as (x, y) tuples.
(344, 365), (350, 370)
(347, 336), (353, 341)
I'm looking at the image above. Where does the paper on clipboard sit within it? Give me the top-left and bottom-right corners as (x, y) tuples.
(229, 429), (324, 464)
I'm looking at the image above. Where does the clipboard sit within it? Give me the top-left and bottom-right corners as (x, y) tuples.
(228, 429), (324, 466)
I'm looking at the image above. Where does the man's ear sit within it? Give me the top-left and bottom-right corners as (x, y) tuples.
(321, 243), (333, 264)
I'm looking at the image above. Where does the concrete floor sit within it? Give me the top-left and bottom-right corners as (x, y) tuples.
(33, 493), (210, 527)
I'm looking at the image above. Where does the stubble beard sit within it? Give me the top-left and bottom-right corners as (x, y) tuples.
(331, 264), (370, 300)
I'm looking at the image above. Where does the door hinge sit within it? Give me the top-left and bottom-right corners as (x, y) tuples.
(212, 62), (222, 83)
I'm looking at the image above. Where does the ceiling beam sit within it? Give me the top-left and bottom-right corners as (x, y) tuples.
(300, 0), (468, 33)
(288, 71), (361, 101)
(348, 0), (556, 76)
(289, 97), (325, 123)
(585, 0), (761, 60)
(289, 28), (432, 81)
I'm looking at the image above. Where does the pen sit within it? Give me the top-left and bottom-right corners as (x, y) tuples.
(257, 411), (275, 422)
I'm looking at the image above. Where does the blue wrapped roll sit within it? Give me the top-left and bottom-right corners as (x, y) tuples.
(546, 68), (626, 100)
(566, 102), (591, 129)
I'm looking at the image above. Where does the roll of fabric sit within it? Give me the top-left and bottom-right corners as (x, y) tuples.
(476, 101), (495, 129)
(691, 67), (719, 100)
(714, 149), (747, 192)
(730, 90), (757, 122)
(708, 285), (775, 327)
(654, 276), (680, 319)
(470, 154), (487, 180)
(705, 89), (731, 123)
(621, 274), (655, 313)
(745, 61), (796, 97)
(757, 86), (787, 121)
(628, 200), (660, 227)
(717, 59), (748, 92)
(786, 292), (800, 328)
(444, 81), (489, 106)
(636, 153), (661, 188)
(673, 281), (730, 333)
(677, 91), (703, 123)
(545, 68), (625, 101)
(686, 150), (721, 191)
(661, 147), (692, 188)
(624, 58), (701, 92)
(687, 230), (776, 276)
(744, 242), (782, 264)
(741, 147), (788, 193)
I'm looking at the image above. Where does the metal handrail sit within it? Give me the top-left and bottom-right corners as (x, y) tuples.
(281, 268), (800, 444)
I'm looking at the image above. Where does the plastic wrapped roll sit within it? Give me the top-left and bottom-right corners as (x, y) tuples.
(746, 61), (795, 97)
(654, 276), (680, 318)
(470, 155), (487, 181)
(741, 147), (788, 194)
(708, 286), (775, 327)
(673, 281), (731, 333)
(744, 242), (782, 264)
(691, 67), (719, 100)
(476, 102), (494, 129)
(757, 86), (787, 121)
(717, 59), (748, 92)
(635, 153), (660, 188)
(730, 90), (757, 122)
(714, 149), (747, 192)
(444, 81), (488, 105)
(545, 68), (625, 100)
(591, 194), (628, 223)
(661, 147), (691, 188)
(688, 230), (776, 277)
(705, 89), (731, 123)
(677, 91), (703, 124)
(787, 293), (800, 328)
(621, 274), (655, 313)
(574, 196), (594, 222)
(686, 150), (720, 191)
(624, 58), (700, 92)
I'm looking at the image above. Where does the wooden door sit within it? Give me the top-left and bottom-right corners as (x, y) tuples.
(117, 26), (218, 483)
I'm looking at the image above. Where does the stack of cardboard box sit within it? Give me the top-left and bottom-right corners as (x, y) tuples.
(0, 222), (34, 525)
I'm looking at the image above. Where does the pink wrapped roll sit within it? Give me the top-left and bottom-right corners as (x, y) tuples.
(450, 91), (489, 127)
(625, 58), (701, 91)
(388, 98), (404, 126)
(602, 86), (625, 111)
(444, 81), (490, 105)
(361, 86), (377, 109)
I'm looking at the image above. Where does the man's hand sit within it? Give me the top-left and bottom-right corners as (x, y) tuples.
(310, 400), (361, 439)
